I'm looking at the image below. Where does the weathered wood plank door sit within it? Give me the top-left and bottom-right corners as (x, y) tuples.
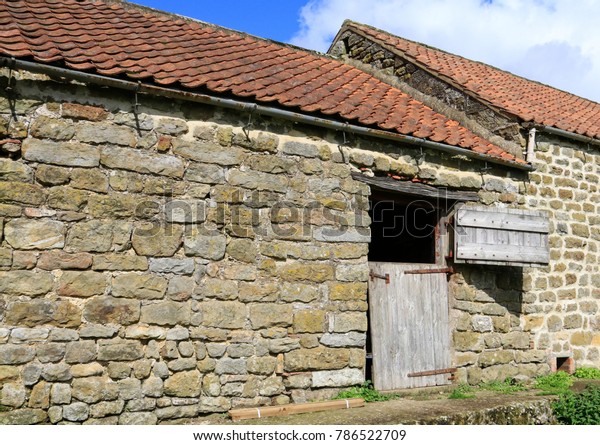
(368, 262), (451, 390)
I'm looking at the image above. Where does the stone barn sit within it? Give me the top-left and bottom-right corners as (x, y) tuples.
(0, 0), (598, 425)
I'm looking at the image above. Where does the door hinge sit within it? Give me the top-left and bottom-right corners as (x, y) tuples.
(369, 271), (390, 284)
(404, 267), (454, 275)
(407, 367), (458, 378)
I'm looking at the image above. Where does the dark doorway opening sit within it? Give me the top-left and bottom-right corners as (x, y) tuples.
(368, 192), (442, 264)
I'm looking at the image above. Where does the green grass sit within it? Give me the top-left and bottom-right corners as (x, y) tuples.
(335, 381), (401, 403)
(552, 385), (600, 425)
(574, 367), (600, 380)
(448, 384), (475, 399)
(535, 371), (574, 395)
(479, 378), (526, 394)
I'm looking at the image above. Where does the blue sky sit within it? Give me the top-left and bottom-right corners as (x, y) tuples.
(130, 0), (600, 103)
(131, 1), (308, 42)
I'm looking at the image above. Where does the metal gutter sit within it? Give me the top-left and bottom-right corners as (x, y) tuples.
(539, 125), (600, 148)
(1, 57), (534, 171)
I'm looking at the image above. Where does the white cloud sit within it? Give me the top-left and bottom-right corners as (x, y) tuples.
(289, 0), (600, 103)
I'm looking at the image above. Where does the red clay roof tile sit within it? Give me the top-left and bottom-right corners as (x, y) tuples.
(341, 21), (600, 140)
(0, 0), (526, 166)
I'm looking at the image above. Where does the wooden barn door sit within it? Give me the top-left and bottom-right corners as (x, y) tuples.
(368, 262), (451, 390)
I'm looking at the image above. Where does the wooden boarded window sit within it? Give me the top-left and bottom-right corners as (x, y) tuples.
(453, 205), (549, 267)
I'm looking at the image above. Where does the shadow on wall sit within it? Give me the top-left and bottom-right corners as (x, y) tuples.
(451, 265), (525, 330)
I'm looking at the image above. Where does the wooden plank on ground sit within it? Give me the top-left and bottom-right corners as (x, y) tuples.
(229, 398), (365, 421)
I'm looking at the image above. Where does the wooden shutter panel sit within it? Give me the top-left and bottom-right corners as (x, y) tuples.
(453, 205), (550, 267)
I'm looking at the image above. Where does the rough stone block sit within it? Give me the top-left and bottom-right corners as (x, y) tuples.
(92, 254), (148, 271)
(83, 297), (140, 325)
(195, 301), (246, 329)
(238, 280), (279, 302)
(89, 399), (125, 418)
(247, 356), (277, 375)
(0, 181), (45, 206)
(49, 383), (72, 405)
(502, 331), (530, 350)
(22, 139), (100, 167)
(66, 220), (114, 252)
(478, 350), (515, 367)
(0, 158), (33, 182)
(164, 370), (201, 397)
(268, 338), (300, 354)
(166, 276), (194, 302)
(284, 347), (350, 372)
(4, 219), (65, 250)
(21, 363), (42, 386)
(202, 278), (238, 300)
(142, 377), (164, 398)
(249, 304), (293, 329)
(215, 358), (247, 375)
(58, 271), (106, 297)
(185, 162), (226, 184)
(140, 301), (191, 326)
(65, 341), (97, 364)
(183, 228), (226, 259)
(41, 363), (72, 382)
(313, 227), (370, 243)
(125, 325), (166, 340)
(76, 122), (136, 146)
(149, 258), (195, 275)
(0, 344), (36, 365)
(112, 273), (167, 300)
(333, 312), (367, 333)
(227, 169), (288, 193)
(328, 282), (367, 301)
(293, 310), (326, 333)
(29, 381), (52, 409)
(172, 139), (244, 165)
(312, 368), (363, 388)
(70, 168), (109, 193)
(62, 103), (108, 121)
(63, 402), (90, 422)
(87, 193), (140, 218)
(156, 117), (188, 136)
(0, 271), (53, 296)
(38, 251), (93, 270)
(132, 223), (183, 257)
(453, 332), (483, 352)
(226, 238), (258, 263)
(97, 340), (144, 361)
(164, 199), (206, 224)
(320, 332), (366, 348)
(0, 382), (26, 407)
(35, 165), (70, 186)
(118, 412), (158, 425)
(471, 315), (494, 333)
(47, 186), (89, 211)
(118, 377), (142, 401)
(10, 328), (49, 342)
(335, 263), (369, 282)
(277, 263), (334, 282)
(282, 141), (318, 158)
(280, 282), (319, 302)
(197, 397), (230, 414)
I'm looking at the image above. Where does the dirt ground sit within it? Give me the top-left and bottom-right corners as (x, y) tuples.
(187, 385), (561, 425)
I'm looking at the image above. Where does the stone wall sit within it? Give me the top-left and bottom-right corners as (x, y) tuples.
(333, 29), (600, 384)
(1, 66), (598, 424)
(0, 70), (377, 424)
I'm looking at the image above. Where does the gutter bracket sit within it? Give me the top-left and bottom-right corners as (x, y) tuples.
(133, 81), (143, 135)
(4, 57), (17, 119)
(242, 104), (257, 141)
